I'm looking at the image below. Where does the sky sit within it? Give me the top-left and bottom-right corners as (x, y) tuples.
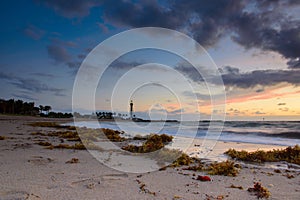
(0, 0), (300, 121)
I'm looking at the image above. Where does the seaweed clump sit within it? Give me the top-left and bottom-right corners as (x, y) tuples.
(171, 153), (195, 167)
(225, 145), (300, 165)
(28, 122), (75, 129)
(122, 134), (173, 153)
(101, 128), (126, 142)
(207, 160), (240, 177)
(247, 182), (271, 199)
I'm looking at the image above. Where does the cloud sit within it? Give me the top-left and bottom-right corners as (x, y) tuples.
(278, 103), (286, 106)
(178, 63), (300, 88)
(0, 72), (65, 96)
(287, 59), (300, 69)
(38, 0), (300, 68)
(30, 72), (55, 78)
(228, 108), (245, 115)
(254, 111), (266, 115)
(11, 93), (37, 101)
(168, 108), (184, 114)
(23, 25), (45, 40)
(35, 0), (99, 18)
(255, 88), (264, 93)
(220, 66), (240, 75)
(182, 91), (211, 100)
(96, 22), (109, 33)
(221, 68), (300, 88)
(47, 44), (71, 63)
(279, 107), (289, 112)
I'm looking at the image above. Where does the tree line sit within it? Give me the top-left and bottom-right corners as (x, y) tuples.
(0, 98), (72, 118)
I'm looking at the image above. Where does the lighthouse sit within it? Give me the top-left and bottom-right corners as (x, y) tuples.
(130, 100), (133, 119)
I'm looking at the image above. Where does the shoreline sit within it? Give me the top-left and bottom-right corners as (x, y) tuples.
(0, 115), (299, 199)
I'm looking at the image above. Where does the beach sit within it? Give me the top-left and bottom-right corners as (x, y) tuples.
(0, 115), (300, 200)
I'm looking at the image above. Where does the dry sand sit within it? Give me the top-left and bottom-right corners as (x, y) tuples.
(0, 115), (299, 200)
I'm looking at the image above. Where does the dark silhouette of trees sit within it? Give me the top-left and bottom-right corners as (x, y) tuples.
(0, 98), (38, 115)
(44, 105), (52, 114)
(0, 98), (72, 118)
(96, 111), (114, 119)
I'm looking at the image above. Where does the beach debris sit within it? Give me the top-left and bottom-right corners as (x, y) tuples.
(225, 145), (300, 165)
(247, 182), (271, 199)
(205, 194), (225, 200)
(86, 183), (95, 189)
(229, 184), (244, 190)
(0, 136), (6, 140)
(171, 153), (196, 167)
(284, 173), (295, 179)
(208, 160), (240, 176)
(122, 134), (173, 153)
(66, 158), (79, 164)
(136, 179), (156, 196)
(197, 175), (211, 182)
(273, 169), (281, 173)
(36, 141), (52, 146)
(183, 163), (204, 171)
(173, 195), (182, 199)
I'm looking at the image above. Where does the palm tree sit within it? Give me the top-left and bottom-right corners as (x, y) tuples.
(44, 105), (52, 115)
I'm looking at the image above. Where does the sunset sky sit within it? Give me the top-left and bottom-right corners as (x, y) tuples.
(0, 0), (300, 121)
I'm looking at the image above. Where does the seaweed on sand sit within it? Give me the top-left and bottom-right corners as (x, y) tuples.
(207, 160), (240, 177)
(122, 134), (173, 153)
(225, 145), (300, 165)
(28, 122), (75, 129)
(248, 182), (271, 199)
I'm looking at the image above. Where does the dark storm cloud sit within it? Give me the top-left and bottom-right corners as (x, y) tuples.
(287, 59), (300, 69)
(176, 64), (300, 88)
(104, 0), (300, 65)
(39, 0), (300, 70)
(174, 64), (205, 83)
(221, 68), (300, 88)
(220, 66), (240, 75)
(0, 72), (65, 96)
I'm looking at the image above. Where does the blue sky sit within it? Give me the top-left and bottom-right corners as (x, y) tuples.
(0, 0), (300, 120)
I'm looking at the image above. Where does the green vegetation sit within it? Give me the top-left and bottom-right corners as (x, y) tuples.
(207, 160), (240, 177)
(225, 145), (300, 165)
(248, 182), (271, 199)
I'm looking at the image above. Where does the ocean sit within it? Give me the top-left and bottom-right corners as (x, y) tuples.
(69, 120), (300, 147)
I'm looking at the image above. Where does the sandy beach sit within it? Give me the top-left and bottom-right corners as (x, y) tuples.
(0, 115), (299, 200)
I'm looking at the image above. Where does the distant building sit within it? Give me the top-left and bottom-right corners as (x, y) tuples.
(130, 100), (133, 119)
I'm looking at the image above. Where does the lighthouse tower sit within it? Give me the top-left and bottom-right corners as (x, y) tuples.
(130, 100), (133, 119)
